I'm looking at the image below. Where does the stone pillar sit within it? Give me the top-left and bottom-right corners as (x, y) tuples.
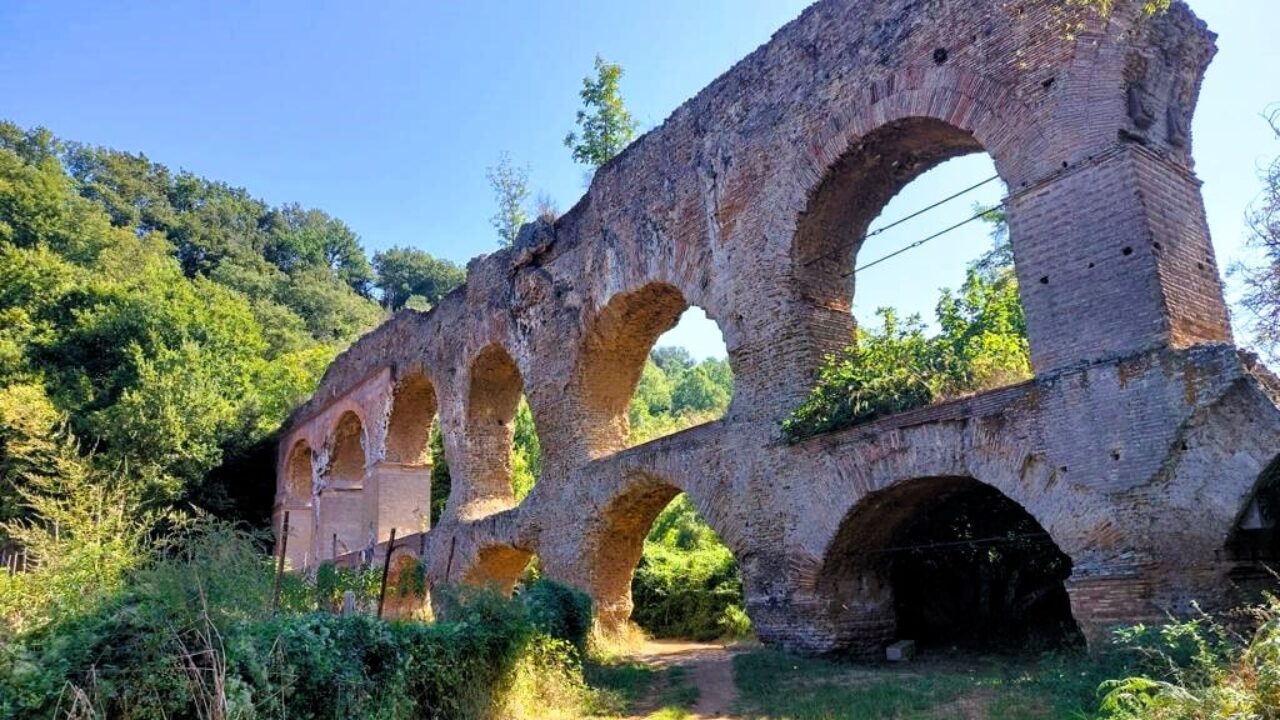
(365, 461), (431, 543)
(318, 482), (365, 560)
(277, 502), (315, 571)
(1010, 145), (1231, 374)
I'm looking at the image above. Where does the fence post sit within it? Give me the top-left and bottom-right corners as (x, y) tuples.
(376, 528), (397, 620)
(271, 511), (290, 615)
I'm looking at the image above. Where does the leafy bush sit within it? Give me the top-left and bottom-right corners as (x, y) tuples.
(0, 511), (600, 720)
(783, 261), (1029, 442)
(520, 578), (594, 654)
(631, 494), (749, 641)
(1098, 596), (1280, 719)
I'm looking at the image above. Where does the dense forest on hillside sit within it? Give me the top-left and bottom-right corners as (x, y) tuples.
(0, 122), (465, 532)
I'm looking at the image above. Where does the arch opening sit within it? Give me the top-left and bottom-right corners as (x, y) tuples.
(579, 283), (735, 455)
(462, 345), (543, 515)
(593, 474), (747, 641)
(796, 118), (992, 312)
(321, 412), (367, 559)
(1228, 456), (1280, 565)
(328, 412), (366, 487)
(385, 372), (437, 465)
(459, 545), (536, 597)
(821, 477), (1081, 655)
(285, 440), (314, 503)
(788, 118), (1030, 438)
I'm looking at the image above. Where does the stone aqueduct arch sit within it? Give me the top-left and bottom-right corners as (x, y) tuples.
(275, 0), (1280, 652)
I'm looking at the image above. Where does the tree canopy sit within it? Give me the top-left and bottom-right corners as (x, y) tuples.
(0, 121), (463, 529)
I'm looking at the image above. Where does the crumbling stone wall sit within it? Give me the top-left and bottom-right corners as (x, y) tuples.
(275, 0), (1280, 653)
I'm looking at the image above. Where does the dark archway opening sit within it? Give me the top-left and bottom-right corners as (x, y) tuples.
(823, 477), (1081, 656)
(887, 481), (1081, 651)
(1227, 457), (1280, 598)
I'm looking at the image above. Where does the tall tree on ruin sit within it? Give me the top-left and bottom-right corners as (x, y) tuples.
(564, 55), (638, 170)
(486, 152), (530, 247)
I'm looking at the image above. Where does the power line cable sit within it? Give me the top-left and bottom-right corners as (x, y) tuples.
(801, 174), (1001, 269)
(863, 531), (1054, 556)
(846, 203), (1003, 278)
(863, 174), (1000, 241)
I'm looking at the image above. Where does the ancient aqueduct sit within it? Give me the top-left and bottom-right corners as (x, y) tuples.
(275, 0), (1280, 654)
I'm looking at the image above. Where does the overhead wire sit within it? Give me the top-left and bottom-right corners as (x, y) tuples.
(847, 203), (1003, 278)
(800, 173), (1002, 270)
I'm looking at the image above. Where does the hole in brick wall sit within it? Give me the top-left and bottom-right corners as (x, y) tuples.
(386, 372), (437, 466)
(820, 476), (1083, 655)
(594, 474), (746, 641)
(1122, 247), (1134, 256)
(932, 48), (949, 64)
(1041, 77), (1055, 90)
(581, 284), (733, 455)
(320, 411), (368, 560)
(1153, 242), (1162, 250)
(1088, 262), (1096, 269)
(1040, 276), (1049, 285)
(630, 491), (745, 641)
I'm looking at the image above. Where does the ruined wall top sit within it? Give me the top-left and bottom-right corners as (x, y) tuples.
(284, 0), (1223, 449)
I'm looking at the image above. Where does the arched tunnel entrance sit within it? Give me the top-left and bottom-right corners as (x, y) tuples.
(821, 477), (1081, 655)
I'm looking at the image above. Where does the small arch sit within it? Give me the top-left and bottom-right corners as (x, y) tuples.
(593, 474), (684, 628)
(579, 283), (734, 455)
(328, 411), (368, 486)
(284, 440), (314, 503)
(819, 476), (1081, 655)
(458, 344), (540, 516)
(385, 372), (437, 465)
(460, 545), (536, 596)
(320, 411), (367, 559)
(1228, 456), (1280, 565)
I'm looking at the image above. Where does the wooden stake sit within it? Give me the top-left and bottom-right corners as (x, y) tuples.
(271, 511), (291, 615)
(376, 528), (397, 620)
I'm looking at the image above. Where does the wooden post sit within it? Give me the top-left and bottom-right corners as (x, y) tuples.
(271, 511), (291, 615)
(332, 533), (338, 562)
(376, 528), (397, 620)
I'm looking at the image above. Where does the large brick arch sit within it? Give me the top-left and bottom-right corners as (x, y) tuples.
(277, 0), (1280, 654)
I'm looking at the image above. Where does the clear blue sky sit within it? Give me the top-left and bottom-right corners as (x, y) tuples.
(1, 0), (1276, 360)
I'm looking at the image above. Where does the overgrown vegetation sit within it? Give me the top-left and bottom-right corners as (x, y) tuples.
(0, 481), (602, 719)
(0, 121), (464, 532)
(1099, 596), (1280, 719)
(783, 230), (1029, 442)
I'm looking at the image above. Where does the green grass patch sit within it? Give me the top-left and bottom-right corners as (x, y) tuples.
(732, 648), (1117, 719)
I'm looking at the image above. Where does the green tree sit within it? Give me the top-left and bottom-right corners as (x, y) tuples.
(371, 246), (465, 311)
(651, 346), (694, 376)
(487, 152), (531, 247)
(564, 55), (638, 169)
(0, 122), (384, 523)
(672, 364), (731, 415)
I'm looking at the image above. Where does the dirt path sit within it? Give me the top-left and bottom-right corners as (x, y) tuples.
(628, 640), (743, 719)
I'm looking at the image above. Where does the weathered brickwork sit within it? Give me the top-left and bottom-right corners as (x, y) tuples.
(274, 0), (1280, 654)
